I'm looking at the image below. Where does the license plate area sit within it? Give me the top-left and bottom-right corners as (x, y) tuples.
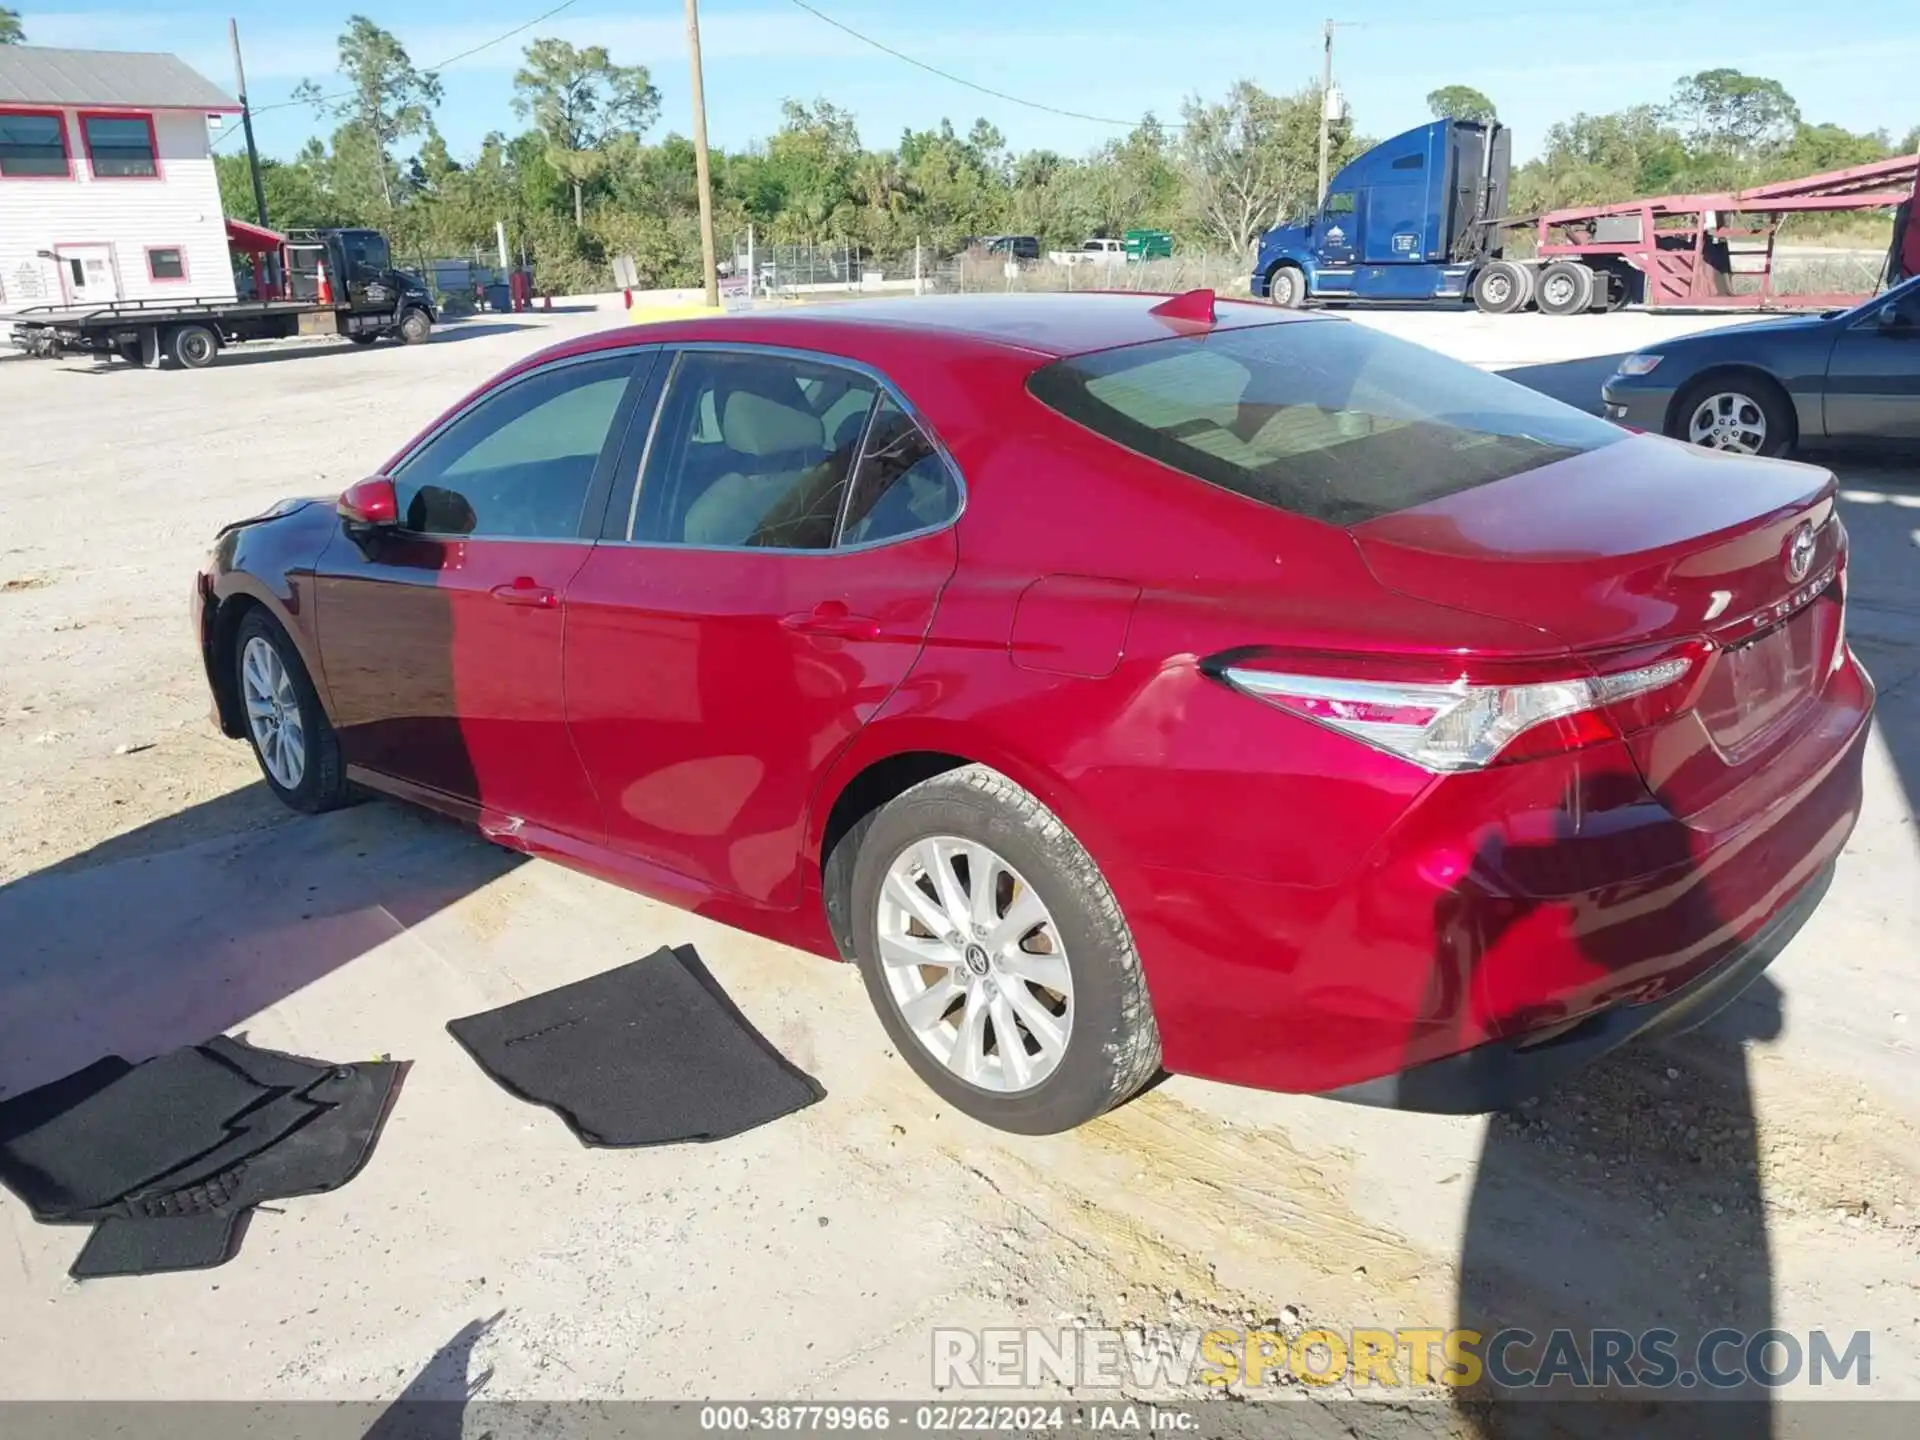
(1697, 606), (1825, 757)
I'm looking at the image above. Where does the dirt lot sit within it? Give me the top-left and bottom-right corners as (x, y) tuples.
(2, 304), (1917, 1431)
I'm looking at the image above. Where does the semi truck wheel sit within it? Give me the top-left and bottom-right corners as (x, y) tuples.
(1265, 265), (1305, 308)
(1535, 261), (1595, 316)
(398, 309), (432, 344)
(346, 333), (378, 346)
(1471, 261), (1531, 314)
(169, 324), (219, 369)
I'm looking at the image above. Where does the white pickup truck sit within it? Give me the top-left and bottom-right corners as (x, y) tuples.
(1047, 238), (1128, 266)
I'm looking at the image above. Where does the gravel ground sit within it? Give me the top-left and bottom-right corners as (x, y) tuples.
(1, 305), (1916, 1433)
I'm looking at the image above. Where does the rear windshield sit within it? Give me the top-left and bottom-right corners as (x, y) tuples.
(1026, 320), (1626, 526)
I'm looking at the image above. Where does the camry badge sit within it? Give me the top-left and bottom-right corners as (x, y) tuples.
(1784, 522), (1816, 584)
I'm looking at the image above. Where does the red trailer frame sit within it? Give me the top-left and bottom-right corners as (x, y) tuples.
(1533, 153), (1920, 311)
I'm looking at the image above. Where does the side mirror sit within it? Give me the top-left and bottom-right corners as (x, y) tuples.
(338, 476), (398, 527)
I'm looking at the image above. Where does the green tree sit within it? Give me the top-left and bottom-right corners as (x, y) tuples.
(295, 16), (442, 212)
(512, 38), (660, 228)
(0, 8), (25, 43)
(1666, 69), (1799, 158)
(1179, 80), (1345, 256)
(1426, 85), (1497, 125)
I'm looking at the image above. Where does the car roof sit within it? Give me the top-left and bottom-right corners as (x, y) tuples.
(532, 291), (1326, 374)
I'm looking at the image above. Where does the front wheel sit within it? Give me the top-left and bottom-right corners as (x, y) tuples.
(1266, 264), (1305, 308)
(1671, 375), (1794, 457)
(849, 765), (1161, 1134)
(397, 309), (432, 344)
(233, 609), (353, 813)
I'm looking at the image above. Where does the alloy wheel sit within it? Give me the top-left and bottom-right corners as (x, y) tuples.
(242, 635), (307, 790)
(1687, 392), (1767, 454)
(876, 836), (1073, 1094)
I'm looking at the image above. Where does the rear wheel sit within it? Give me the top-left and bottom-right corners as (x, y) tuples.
(1471, 260), (1532, 314)
(169, 323), (219, 369)
(233, 609), (353, 813)
(1535, 260), (1596, 316)
(398, 309), (432, 344)
(1671, 374), (1794, 457)
(849, 764), (1161, 1134)
(1265, 264), (1305, 308)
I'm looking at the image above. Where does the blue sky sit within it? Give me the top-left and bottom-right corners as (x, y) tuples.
(21, 1), (1920, 165)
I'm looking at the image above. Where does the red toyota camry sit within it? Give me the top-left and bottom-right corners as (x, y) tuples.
(193, 291), (1873, 1133)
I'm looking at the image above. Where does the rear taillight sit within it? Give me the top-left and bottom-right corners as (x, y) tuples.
(1218, 645), (1708, 771)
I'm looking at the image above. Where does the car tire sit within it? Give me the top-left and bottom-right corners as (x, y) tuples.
(1670, 373), (1795, 457)
(233, 608), (353, 814)
(848, 764), (1162, 1134)
(398, 309), (432, 344)
(1266, 264), (1305, 308)
(169, 323), (219, 369)
(1535, 260), (1596, 316)
(1471, 260), (1531, 314)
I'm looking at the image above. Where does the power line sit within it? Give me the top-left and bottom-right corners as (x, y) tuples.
(248, 0), (584, 118)
(785, 0), (1178, 129)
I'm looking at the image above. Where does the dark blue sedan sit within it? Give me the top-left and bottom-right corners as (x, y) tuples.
(1602, 275), (1920, 455)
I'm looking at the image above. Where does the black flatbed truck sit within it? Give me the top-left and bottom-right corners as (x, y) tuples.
(7, 227), (437, 369)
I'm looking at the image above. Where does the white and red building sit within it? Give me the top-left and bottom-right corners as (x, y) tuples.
(0, 45), (242, 315)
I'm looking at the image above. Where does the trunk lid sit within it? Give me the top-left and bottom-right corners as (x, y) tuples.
(1352, 436), (1846, 817)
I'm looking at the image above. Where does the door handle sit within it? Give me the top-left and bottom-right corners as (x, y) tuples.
(489, 577), (557, 608)
(781, 602), (880, 641)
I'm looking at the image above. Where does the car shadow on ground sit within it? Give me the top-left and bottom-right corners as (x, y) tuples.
(0, 788), (520, 1101)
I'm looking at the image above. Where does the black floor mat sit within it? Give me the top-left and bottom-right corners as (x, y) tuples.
(0, 1037), (402, 1278)
(448, 944), (824, 1146)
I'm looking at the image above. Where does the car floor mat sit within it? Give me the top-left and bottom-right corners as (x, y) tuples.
(70, 1210), (248, 1279)
(447, 944), (824, 1147)
(0, 1046), (285, 1219)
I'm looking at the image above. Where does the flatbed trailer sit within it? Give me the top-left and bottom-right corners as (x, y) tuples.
(8, 291), (434, 368)
(6, 225), (437, 368)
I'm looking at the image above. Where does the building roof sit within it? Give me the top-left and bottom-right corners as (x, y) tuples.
(0, 46), (239, 111)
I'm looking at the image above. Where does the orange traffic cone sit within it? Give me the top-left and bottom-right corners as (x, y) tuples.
(316, 260), (334, 305)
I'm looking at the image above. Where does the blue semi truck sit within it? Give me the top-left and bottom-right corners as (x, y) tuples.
(1251, 117), (1546, 313)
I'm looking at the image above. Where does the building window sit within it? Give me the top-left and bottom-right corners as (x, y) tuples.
(147, 247), (187, 282)
(0, 109), (72, 178)
(81, 113), (158, 178)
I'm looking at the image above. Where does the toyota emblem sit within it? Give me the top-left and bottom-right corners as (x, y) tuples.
(1784, 522), (1816, 584)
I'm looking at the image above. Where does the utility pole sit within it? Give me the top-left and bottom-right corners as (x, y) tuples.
(228, 19), (269, 229)
(685, 0), (720, 308)
(1316, 19), (1335, 205)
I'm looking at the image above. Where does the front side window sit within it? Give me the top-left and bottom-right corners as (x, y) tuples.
(1027, 320), (1625, 526)
(633, 351), (879, 550)
(841, 396), (961, 545)
(0, 111), (70, 178)
(82, 115), (157, 178)
(392, 355), (636, 538)
(1324, 191), (1356, 217)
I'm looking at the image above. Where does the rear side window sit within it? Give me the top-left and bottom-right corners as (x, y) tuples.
(1026, 321), (1625, 526)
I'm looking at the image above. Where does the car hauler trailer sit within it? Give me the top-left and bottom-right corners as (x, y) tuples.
(1252, 120), (1920, 315)
(8, 225), (436, 368)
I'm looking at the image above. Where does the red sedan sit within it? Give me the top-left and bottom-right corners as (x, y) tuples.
(193, 291), (1873, 1133)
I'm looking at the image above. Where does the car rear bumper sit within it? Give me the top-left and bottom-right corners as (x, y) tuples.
(1318, 859), (1831, 1113)
(1127, 652), (1874, 1103)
